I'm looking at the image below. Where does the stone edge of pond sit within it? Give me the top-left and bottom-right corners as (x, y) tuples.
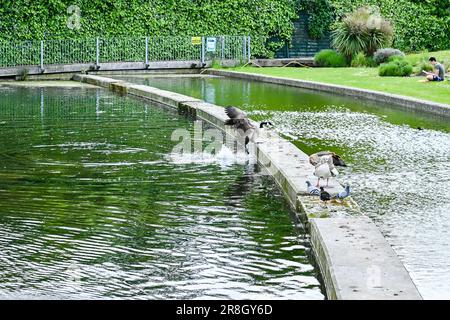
(71, 73), (422, 300)
(206, 69), (450, 118)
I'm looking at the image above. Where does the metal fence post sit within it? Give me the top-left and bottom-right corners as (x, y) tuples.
(96, 37), (100, 67)
(201, 36), (205, 65)
(40, 41), (44, 71)
(221, 36), (225, 60)
(247, 36), (251, 62)
(145, 37), (149, 66)
(243, 36), (246, 60)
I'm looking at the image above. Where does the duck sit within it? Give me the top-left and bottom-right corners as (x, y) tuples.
(224, 106), (273, 154)
(319, 187), (331, 202)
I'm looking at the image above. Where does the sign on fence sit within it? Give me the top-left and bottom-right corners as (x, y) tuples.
(206, 37), (216, 52)
(191, 37), (202, 45)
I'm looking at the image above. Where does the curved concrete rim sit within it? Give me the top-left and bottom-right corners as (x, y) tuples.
(206, 69), (450, 118)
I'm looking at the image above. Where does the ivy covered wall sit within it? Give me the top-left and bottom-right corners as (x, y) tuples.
(0, 0), (448, 57)
(0, 0), (298, 58)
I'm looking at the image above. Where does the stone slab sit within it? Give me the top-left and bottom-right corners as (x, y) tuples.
(310, 217), (422, 300)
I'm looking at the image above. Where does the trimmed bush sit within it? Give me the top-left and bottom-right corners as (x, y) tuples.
(373, 48), (405, 65)
(379, 57), (413, 76)
(314, 49), (347, 67)
(351, 52), (375, 67)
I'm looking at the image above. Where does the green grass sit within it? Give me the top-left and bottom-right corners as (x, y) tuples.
(222, 52), (450, 105)
(405, 50), (450, 68)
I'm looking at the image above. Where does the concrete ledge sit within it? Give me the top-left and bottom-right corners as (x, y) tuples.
(127, 84), (202, 108)
(252, 58), (315, 67)
(310, 217), (422, 300)
(72, 74), (122, 88)
(207, 69), (450, 117)
(0, 60), (210, 78)
(71, 74), (422, 300)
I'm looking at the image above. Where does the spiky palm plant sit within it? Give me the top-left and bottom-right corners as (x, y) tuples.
(332, 7), (394, 59)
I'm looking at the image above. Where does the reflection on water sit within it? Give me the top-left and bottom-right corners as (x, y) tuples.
(0, 86), (323, 299)
(127, 75), (450, 299)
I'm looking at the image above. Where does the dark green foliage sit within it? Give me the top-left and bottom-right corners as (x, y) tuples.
(379, 56), (413, 76)
(373, 48), (405, 65)
(298, 0), (335, 39)
(0, 0), (448, 58)
(314, 49), (347, 67)
(0, 0), (299, 58)
(331, 0), (450, 52)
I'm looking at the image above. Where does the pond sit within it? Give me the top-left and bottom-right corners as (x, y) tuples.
(0, 85), (323, 299)
(116, 74), (450, 299)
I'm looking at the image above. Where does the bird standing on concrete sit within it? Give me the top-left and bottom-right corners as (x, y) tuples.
(334, 185), (351, 200)
(319, 187), (331, 202)
(310, 151), (347, 188)
(306, 181), (320, 196)
(313, 155), (339, 187)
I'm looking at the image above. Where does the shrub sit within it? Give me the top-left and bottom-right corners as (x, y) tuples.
(379, 57), (413, 77)
(331, 0), (449, 53)
(414, 59), (434, 75)
(373, 48), (405, 65)
(332, 7), (394, 59)
(314, 49), (347, 67)
(351, 52), (376, 67)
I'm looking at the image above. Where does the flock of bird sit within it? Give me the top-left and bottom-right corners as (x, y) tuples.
(224, 106), (351, 202)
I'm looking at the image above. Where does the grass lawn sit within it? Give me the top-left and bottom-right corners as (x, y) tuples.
(223, 66), (450, 105)
(405, 50), (450, 67)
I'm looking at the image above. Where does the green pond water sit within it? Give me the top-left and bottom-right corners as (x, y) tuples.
(116, 75), (450, 300)
(0, 85), (323, 299)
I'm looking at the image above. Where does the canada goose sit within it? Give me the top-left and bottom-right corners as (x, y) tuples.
(224, 106), (273, 154)
(259, 121), (273, 129)
(309, 151), (347, 167)
(319, 187), (331, 202)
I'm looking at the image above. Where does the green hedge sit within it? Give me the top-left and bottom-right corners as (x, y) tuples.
(0, 0), (298, 58)
(314, 49), (347, 67)
(0, 0), (448, 58)
(330, 0), (450, 52)
(299, 0), (449, 52)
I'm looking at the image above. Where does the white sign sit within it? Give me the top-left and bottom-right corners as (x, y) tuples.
(206, 37), (216, 52)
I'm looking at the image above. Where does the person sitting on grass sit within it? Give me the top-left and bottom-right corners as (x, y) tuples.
(424, 57), (445, 82)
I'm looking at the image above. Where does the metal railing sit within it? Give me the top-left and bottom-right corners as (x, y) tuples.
(0, 35), (251, 69)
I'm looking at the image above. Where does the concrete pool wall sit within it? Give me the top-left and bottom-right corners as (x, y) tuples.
(207, 69), (450, 118)
(72, 73), (422, 300)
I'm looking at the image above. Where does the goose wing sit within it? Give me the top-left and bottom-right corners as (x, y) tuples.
(310, 151), (333, 166)
(225, 106), (254, 132)
(225, 106), (246, 119)
(228, 118), (254, 132)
